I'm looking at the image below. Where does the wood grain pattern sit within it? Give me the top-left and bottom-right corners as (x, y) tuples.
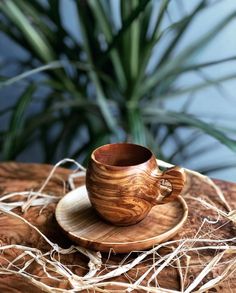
(0, 162), (235, 292)
(86, 143), (185, 225)
(55, 186), (188, 253)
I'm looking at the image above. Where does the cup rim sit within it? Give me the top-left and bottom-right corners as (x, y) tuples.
(91, 143), (155, 168)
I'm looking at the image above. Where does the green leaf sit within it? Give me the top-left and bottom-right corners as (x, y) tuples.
(23, 112), (61, 139)
(150, 0), (170, 42)
(130, 0), (141, 81)
(156, 0), (207, 69)
(0, 0), (235, 169)
(50, 100), (97, 111)
(131, 0), (170, 100)
(170, 55), (236, 76)
(0, 59), (115, 91)
(168, 130), (202, 161)
(77, 2), (119, 136)
(141, 10), (236, 96)
(198, 162), (236, 175)
(120, 0), (132, 80)
(88, 0), (127, 90)
(15, 0), (55, 42)
(48, 0), (61, 26)
(3, 84), (36, 160)
(72, 131), (110, 166)
(142, 108), (236, 152)
(139, 0), (152, 44)
(0, 105), (15, 117)
(0, 21), (27, 50)
(157, 72), (236, 100)
(183, 141), (220, 162)
(0, 61), (62, 88)
(102, 0), (150, 61)
(1, 0), (55, 62)
(127, 105), (147, 145)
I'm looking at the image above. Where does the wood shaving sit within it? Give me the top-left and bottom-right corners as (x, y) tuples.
(0, 158), (235, 292)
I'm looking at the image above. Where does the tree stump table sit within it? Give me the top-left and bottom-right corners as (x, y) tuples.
(0, 162), (235, 292)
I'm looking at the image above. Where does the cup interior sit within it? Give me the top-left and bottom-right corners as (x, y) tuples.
(92, 143), (152, 167)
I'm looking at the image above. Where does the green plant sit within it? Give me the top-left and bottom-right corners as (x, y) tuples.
(0, 0), (236, 173)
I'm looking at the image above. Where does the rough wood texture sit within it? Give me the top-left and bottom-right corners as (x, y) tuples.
(55, 186), (188, 253)
(0, 162), (235, 292)
(86, 143), (185, 225)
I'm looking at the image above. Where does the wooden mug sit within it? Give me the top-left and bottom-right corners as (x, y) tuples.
(86, 143), (186, 226)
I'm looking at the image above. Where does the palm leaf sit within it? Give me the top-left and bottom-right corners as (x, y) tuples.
(156, 0), (207, 69)
(0, 61), (63, 88)
(77, 2), (119, 135)
(141, 10), (236, 96)
(143, 108), (236, 152)
(15, 0), (55, 42)
(0, 0), (236, 173)
(0, 0), (55, 62)
(168, 130), (202, 161)
(104, 0), (150, 56)
(2, 84), (36, 160)
(171, 55), (236, 76)
(150, 0), (170, 42)
(131, 0), (170, 100)
(156, 72), (236, 100)
(88, 0), (126, 90)
(128, 106), (147, 145)
(198, 162), (236, 175)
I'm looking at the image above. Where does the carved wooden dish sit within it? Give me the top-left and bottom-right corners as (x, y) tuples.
(55, 186), (188, 253)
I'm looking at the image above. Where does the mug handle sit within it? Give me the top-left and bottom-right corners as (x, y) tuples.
(156, 166), (186, 204)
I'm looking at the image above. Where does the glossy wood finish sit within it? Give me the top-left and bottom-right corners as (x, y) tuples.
(86, 143), (185, 225)
(55, 186), (188, 253)
(0, 162), (235, 292)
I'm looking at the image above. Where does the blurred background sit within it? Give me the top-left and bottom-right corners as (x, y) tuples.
(1, 0), (236, 181)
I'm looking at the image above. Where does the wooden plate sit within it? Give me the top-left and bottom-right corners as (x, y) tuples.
(55, 186), (188, 253)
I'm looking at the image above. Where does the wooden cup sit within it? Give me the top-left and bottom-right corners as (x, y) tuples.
(86, 143), (186, 226)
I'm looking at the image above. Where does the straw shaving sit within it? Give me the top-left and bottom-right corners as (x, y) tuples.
(0, 158), (235, 292)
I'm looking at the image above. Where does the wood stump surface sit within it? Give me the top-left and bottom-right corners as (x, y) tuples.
(0, 162), (235, 292)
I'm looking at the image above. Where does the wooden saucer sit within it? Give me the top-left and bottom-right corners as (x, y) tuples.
(55, 186), (188, 253)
